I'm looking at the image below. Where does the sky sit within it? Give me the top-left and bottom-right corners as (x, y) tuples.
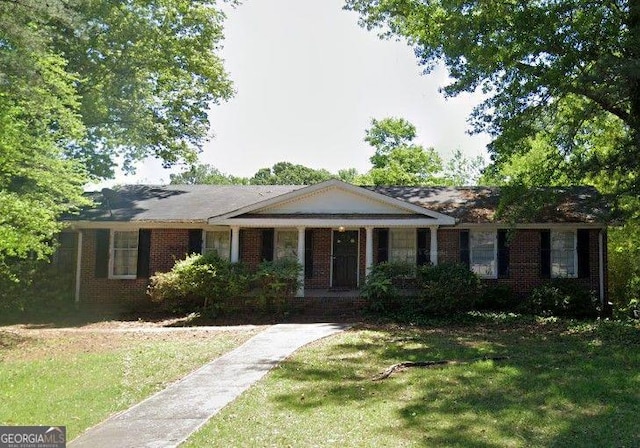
(92, 0), (490, 187)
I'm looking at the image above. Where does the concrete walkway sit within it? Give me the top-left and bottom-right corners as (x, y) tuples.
(69, 323), (349, 448)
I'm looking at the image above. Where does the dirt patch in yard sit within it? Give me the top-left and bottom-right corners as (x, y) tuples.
(0, 326), (261, 363)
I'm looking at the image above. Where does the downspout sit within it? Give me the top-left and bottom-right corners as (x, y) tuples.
(75, 230), (83, 309)
(598, 230), (605, 310)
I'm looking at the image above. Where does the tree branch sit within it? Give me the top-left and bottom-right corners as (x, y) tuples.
(372, 356), (510, 381)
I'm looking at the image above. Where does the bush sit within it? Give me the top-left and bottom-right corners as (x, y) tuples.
(147, 253), (251, 314)
(361, 262), (416, 313)
(608, 225), (640, 316)
(415, 263), (482, 315)
(0, 259), (75, 315)
(255, 259), (302, 312)
(523, 279), (598, 318)
(477, 284), (518, 311)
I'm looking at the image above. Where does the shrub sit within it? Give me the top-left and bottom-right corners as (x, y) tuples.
(523, 279), (598, 318)
(147, 253), (250, 314)
(361, 262), (416, 313)
(415, 263), (481, 315)
(477, 284), (518, 311)
(0, 259), (76, 315)
(254, 259), (302, 312)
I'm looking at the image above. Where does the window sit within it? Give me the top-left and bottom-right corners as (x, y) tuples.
(204, 230), (230, 260)
(111, 230), (138, 278)
(389, 228), (416, 264)
(275, 230), (298, 260)
(470, 231), (496, 278)
(551, 230), (576, 278)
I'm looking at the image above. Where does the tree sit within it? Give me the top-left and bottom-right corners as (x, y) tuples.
(0, 48), (89, 280)
(345, 0), (640, 200)
(0, 0), (232, 284)
(249, 162), (333, 185)
(54, 0), (233, 178)
(441, 149), (485, 186)
(169, 164), (248, 185)
(364, 117), (443, 185)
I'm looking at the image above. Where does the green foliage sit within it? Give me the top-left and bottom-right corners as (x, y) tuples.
(169, 164), (248, 185)
(147, 253), (251, 314)
(476, 284), (518, 312)
(361, 262), (416, 312)
(346, 1), (639, 200)
(608, 225), (640, 316)
(441, 149), (486, 186)
(415, 263), (482, 315)
(250, 162), (333, 186)
(0, 44), (89, 279)
(363, 262), (481, 316)
(524, 280), (599, 318)
(363, 117), (444, 186)
(1, 0), (233, 284)
(0, 259), (75, 314)
(255, 259), (302, 311)
(56, 0), (234, 177)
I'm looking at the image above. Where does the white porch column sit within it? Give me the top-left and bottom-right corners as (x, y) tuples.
(365, 226), (374, 276)
(230, 226), (240, 263)
(430, 226), (439, 265)
(296, 226), (305, 297)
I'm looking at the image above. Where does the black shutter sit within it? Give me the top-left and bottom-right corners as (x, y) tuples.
(497, 229), (510, 278)
(577, 229), (590, 278)
(188, 229), (202, 254)
(305, 229), (314, 279)
(376, 228), (389, 263)
(137, 229), (151, 278)
(95, 229), (110, 278)
(540, 230), (551, 278)
(261, 228), (274, 261)
(417, 228), (429, 266)
(459, 230), (470, 268)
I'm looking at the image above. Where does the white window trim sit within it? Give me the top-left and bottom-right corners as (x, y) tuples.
(203, 229), (231, 260)
(109, 229), (138, 280)
(551, 229), (578, 279)
(388, 228), (417, 265)
(469, 230), (498, 279)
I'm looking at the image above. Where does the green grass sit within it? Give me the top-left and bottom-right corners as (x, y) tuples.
(0, 328), (259, 440)
(184, 316), (640, 447)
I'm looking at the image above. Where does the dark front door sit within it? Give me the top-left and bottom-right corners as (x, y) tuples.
(332, 230), (359, 288)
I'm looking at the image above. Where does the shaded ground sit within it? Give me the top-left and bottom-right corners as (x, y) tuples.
(185, 316), (640, 447)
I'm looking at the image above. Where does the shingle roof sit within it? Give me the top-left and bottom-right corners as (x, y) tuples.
(369, 186), (609, 224)
(70, 183), (609, 224)
(74, 184), (304, 222)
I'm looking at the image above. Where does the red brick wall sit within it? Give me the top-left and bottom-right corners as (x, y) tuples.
(305, 228), (332, 289)
(435, 228), (603, 298)
(150, 229), (190, 274)
(79, 229), (148, 306)
(78, 226), (607, 307)
(240, 228), (262, 270)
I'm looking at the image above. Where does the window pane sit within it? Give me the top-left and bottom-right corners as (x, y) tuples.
(276, 230), (298, 260)
(471, 231), (495, 277)
(205, 230), (230, 260)
(113, 231), (138, 276)
(551, 231), (576, 277)
(389, 229), (415, 264)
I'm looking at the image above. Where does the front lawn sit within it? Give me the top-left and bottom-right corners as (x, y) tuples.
(0, 326), (260, 440)
(185, 316), (639, 447)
